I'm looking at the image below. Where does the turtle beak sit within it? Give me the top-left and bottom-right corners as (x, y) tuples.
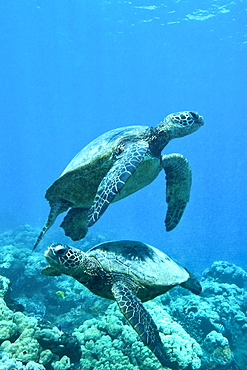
(44, 246), (58, 265)
(196, 114), (204, 127)
(44, 246), (55, 258)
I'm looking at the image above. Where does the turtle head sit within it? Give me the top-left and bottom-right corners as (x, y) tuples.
(157, 111), (204, 139)
(41, 243), (85, 278)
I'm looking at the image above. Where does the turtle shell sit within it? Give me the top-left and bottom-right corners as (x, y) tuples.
(88, 240), (189, 291)
(45, 125), (158, 207)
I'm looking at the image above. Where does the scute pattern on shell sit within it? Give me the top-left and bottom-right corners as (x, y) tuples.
(87, 240), (190, 289)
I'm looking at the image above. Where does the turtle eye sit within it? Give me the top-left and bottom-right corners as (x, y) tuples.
(54, 245), (67, 255)
(190, 112), (198, 119)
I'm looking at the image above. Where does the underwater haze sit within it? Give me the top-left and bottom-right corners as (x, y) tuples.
(0, 0), (246, 276)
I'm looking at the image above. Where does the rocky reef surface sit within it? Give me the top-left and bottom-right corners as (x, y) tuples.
(0, 225), (246, 369)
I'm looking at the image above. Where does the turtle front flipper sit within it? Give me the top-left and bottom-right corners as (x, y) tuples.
(112, 281), (171, 368)
(87, 141), (149, 227)
(162, 153), (192, 231)
(41, 265), (62, 276)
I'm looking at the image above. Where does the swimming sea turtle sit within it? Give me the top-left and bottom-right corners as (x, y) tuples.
(34, 111), (204, 249)
(42, 240), (202, 367)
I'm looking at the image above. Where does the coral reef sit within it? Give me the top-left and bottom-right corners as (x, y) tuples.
(162, 260), (247, 369)
(74, 301), (202, 370)
(0, 224), (107, 252)
(0, 226), (110, 326)
(202, 261), (247, 288)
(0, 352), (46, 369)
(201, 331), (233, 369)
(0, 226), (246, 369)
(0, 275), (81, 370)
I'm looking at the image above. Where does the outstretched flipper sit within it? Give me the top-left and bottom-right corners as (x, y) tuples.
(162, 153), (192, 231)
(87, 141), (149, 227)
(112, 281), (172, 368)
(33, 201), (70, 250)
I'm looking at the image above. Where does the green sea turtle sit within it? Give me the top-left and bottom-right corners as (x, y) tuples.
(34, 111), (204, 249)
(42, 240), (202, 367)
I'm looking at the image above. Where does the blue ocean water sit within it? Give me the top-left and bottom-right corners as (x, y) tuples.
(0, 0), (246, 273)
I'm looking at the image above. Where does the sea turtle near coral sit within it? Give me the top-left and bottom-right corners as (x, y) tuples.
(34, 111), (204, 249)
(42, 240), (202, 368)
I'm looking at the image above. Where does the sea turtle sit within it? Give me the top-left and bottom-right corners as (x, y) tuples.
(34, 111), (204, 249)
(42, 240), (202, 367)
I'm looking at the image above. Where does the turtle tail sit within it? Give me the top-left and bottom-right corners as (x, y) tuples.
(33, 201), (70, 251)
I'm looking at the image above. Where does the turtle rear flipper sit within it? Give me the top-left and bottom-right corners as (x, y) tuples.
(60, 208), (89, 241)
(180, 270), (202, 295)
(112, 281), (173, 368)
(162, 153), (192, 231)
(33, 200), (71, 250)
(87, 141), (149, 227)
